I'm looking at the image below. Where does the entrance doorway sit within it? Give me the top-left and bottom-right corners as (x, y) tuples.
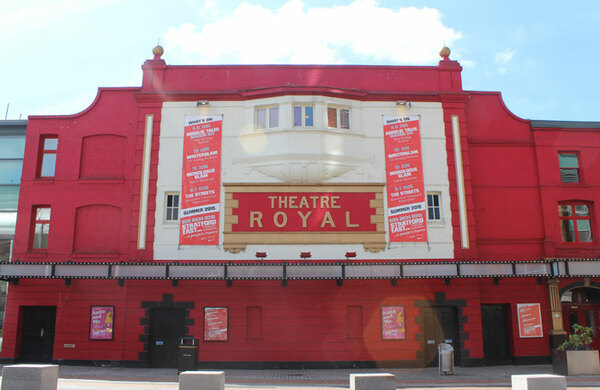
(481, 304), (511, 365)
(423, 306), (460, 366)
(562, 287), (600, 351)
(149, 307), (186, 368)
(19, 306), (56, 363)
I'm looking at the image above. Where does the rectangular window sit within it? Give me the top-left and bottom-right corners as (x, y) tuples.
(427, 193), (441, 220)
(165, 192), (180, 222)
(246, 306), (263, 339)
(327, 107), (350, 130)
(256, 106), (279, 129)
(559, 203), (593, 243)
(32, 207), (51, 249)
(38, 136), (58, 178)
(558, 152), (580, 183)
(347, 305), (363, 338)
(293, 105), (314, 127)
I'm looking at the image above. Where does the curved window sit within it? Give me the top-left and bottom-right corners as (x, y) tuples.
(558, 202), (593, 243)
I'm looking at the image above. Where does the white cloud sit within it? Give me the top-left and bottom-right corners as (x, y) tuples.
(495, 49), (515, 64)
(164, 0), (462, 65)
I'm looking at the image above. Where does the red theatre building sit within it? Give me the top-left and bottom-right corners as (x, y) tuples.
(1, 45), (600, 368)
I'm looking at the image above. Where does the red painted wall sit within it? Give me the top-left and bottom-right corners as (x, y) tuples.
(1, 278), (552, 363)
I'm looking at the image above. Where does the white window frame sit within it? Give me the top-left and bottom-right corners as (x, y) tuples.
(426, 192), (442, 221)
(164, 192), (180, 223)
(293, 104), (314, 127)
(255, 105), (280, 130)
(327, 106), (350, 130)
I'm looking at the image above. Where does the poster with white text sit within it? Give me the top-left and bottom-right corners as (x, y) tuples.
(383, 116), (427, 242)
(179, 115), (222, 245)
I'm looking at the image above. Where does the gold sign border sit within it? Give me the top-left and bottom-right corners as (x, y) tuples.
(223, 183), (386, 253)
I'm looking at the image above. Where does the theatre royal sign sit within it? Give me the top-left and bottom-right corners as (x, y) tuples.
(223, 184), (385, 253)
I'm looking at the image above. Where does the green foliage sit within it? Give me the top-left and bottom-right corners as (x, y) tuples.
(558, 324), (595, 351)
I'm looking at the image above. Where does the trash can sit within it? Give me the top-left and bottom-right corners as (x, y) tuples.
(177, 337), (198, 373)
(438, 343), (454, 375)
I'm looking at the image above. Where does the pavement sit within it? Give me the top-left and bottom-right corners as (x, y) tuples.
(0, 364), (600, 389)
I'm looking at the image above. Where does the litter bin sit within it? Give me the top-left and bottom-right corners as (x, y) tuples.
(177, 337), (198, 373)
(438, 343), (454, 375)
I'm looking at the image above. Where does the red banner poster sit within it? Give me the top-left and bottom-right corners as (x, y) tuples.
(204, 307), (228, 341)
(383, 116), (427, 242)
(381, 306), (406, 340)
(89, 306), (114, 340)
(179, 115), (222, 245)
(517, 303), (543, 338)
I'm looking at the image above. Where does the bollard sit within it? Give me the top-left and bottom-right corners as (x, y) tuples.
(179, 370), (225, 390)
(1, 364), (58, 390)
(350, 373), (396, 390)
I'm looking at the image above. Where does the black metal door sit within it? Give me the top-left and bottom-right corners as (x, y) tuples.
(19, 306), (56, 362)
(423, 306), (460, 366)
(149, 307), (185, 368)
(481, 304), (511, 365)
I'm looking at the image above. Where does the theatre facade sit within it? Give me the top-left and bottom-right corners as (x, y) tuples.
(1, 46), (600, 368)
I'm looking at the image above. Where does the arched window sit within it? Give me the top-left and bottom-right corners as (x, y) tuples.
(558, 202), (594, 243)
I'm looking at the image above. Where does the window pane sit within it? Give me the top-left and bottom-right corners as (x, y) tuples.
(173, 195), (179, 205)
(293, 106), (302, 126)
(558, 205), (572, 216)
(167, 195), (173, 207)
(0, 136), (26, 158)
(575, 205), (590, 216)
(305, 106), (314, 126)
(560, 220), (575, 242)
(340, 109), (350, 129)
(166, 209), (173, 220)
(327, 108), (337, 128)
(256, 109), (266, 129)
(559, 153), (578, 168)
(577, 220), (593, 242)
(33, 223), (49, 249)
(0, 161), (23, 184)
(560, 168), (579, 183)
(269, 107), (279, 128)
(434, 208), (440, 220)
(44, 138), (58, 151)
(40, 154), (56, 177)
(0, 186), (19, 210)
(0, 239), (11, 261)
(36, 207), (51, 220)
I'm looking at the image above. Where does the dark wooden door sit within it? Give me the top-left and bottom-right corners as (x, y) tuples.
(423, 306), (459, 366)
(19, 306), (56, 362)
(149, 307), (185, 368)
(481, 304), (511, 364)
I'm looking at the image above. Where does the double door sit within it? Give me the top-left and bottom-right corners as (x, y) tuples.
(19, 306), (56, 363)
(563, 303), (600, 351)
(423, 306), (460, 366)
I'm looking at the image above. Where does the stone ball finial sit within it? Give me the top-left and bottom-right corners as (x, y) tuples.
(152, 45), (164, 58)
(439, 46), (451, 59)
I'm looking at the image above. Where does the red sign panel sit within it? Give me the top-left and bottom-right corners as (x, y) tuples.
(179, 115), (222, 245)
(381, 305), (406, 340)
(517, 303), (543, 338)
(232, 192), (376, 232)
(383, 116), (427, 242)
(204, 307), (228, 341)
(89, 306), (114, 340)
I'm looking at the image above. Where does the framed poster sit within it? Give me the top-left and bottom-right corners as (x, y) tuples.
(89, 306), (114, 340)
(381, 305), (406, 340)
(517, 303), (543, 338)
(204, 307), (228, 341)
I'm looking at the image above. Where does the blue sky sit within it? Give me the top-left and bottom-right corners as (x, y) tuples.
(2, 0), (599, 121)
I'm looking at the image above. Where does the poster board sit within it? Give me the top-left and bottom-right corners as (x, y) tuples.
(89, 306), (114, 340)
(179, 115), (223, 245)
(381, 305), (406, 340)
(204, 306), (228, 341)
(517, 303), (543, 338)
(382, 116), (427, 242)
